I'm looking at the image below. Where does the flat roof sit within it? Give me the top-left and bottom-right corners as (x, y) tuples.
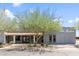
(4, 32), (43, 35)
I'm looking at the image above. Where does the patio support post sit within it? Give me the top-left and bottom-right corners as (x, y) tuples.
(13, 35), (16, 43)
(4, 35), (6, 44)
(33, 35), (35, 43)
(20, 36), (22, 43)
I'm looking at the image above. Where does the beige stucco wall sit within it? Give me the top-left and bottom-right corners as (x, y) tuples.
(44, 32), (76, 44)
(0, 32), (76, 44)
(56, 32), (75, 44)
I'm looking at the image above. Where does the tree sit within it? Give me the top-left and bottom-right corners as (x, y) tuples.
(75, 21), (79, 30)
(0, 8), (62, 45)
(19, 8), (62, 45)
(0, 9), (17, 32)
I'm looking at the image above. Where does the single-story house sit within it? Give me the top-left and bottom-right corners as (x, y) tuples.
(0, 27), (76, 44)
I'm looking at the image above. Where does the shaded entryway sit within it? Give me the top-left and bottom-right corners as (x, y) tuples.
(5, 32), (43, 44)
(6, 35), (13, 43)
(15, 35), (33, 44)
(35, 35), (44, 44)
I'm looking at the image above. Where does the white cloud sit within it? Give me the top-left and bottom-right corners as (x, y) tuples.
(68, 20), (73, 23)
(4, 9), (15, 19)
(29, 8), (35, 13)
(12, 3), (22, 7)
(75, 17), (79, 22)
(54, 19), (58, 21)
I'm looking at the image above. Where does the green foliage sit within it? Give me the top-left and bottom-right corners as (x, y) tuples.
(19, 8), (62, 33)
(75, 22), (79, 30)
(0, 8), (62, 32)
(0, 9), (17, 32)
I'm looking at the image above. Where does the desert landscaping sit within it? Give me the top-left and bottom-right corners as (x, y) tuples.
(0, 3), (79, 56)
(0, 40), (78, 56)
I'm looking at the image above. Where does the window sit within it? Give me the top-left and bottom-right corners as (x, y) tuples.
(53, 35), (56, 43)
(49, 35), (52, 43)
(16, 35), (20, 41)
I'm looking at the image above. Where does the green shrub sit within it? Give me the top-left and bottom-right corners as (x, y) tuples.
(0, 45), (3, 48)
(28, 44), (33, 47)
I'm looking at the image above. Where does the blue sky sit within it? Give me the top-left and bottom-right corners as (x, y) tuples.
(0, 3), (79, 27)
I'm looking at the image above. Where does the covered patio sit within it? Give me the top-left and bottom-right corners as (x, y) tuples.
(4, 32), (43, 44)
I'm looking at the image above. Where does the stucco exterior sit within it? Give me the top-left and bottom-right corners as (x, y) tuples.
(0, 27), (76, 44)
(43, 32), (75, 44)
(56, 32), (75, 44)
(0, 32), (4, 43)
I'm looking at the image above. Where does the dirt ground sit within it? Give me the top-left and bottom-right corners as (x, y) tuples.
(0, 40), (79, 56)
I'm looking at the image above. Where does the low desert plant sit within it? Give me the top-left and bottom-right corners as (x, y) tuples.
(9, 41), (14, 44)
(28, 44), (33, 47)
(0, 45), (3, 48)
(33, 43), (37, 47)
(0, 43), (4, 48)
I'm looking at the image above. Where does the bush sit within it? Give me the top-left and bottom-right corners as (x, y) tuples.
(33, 44), (37, 47)
(0, 43), (3, 48)
(41, 43), (48, 47)
(9, 41), (14, 44)
(28, 44), (33, 47)
(0, 43), (2, 45)
(41, 43), (44, 46)
(0, 45), (3, 48)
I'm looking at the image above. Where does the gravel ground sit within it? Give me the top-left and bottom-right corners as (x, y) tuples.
(0, 40), (79, 56)
(0, 44), (79, 56)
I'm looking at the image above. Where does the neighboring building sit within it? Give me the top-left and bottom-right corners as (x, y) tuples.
(63, 27), (75, 32)
(0, 27), (76, 44)
(76, 30), (79, 39)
